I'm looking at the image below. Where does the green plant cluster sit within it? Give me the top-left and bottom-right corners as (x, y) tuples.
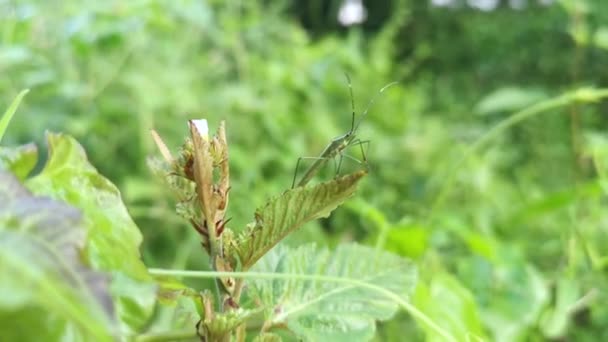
(1, 110), (420, 341)
(2, 0), (608, 341)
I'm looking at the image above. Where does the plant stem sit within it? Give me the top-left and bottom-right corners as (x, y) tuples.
(206, 219), (224, 311)
(148, 268), (457, 342)
(426, 88), (608, 224)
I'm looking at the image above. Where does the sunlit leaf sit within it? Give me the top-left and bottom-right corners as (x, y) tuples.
(25, 133), (157, 334)
(235, 171), (367, 270)
(0, 171), (114, 341)
(385, 223), (429, 259)
(249, 243), (417, 342)
(0, 143), (38, 180)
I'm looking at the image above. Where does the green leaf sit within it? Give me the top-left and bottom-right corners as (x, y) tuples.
(460, 253), (550, 342)
(249, 243), (417, 342)
(153, 275), (200, 305)
(384, 223), (429, 259)
(413, 272), (486, 341)
(0, 89), (29, 143)
(234, 170), (367, 270)
(137, 275), (202, 336)
(142, 277), (201, 335)
(0, 171), (115, 341)
(0, 143), (38, 180)
(475, 87), (548, 115)
(25, 132), (157, 334)
(485, 264), (549, 342)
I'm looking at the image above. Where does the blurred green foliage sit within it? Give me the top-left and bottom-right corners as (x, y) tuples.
(2, 0), (608, 340)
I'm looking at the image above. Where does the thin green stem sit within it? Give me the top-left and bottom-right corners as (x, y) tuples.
(148, 268), (457, 342)
(206, 219), (224, 312)
(426, 88), (608, 224)
(0, 89), (29, 142)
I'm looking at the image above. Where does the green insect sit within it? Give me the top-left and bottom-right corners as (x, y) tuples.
(291, 75), (398, 188)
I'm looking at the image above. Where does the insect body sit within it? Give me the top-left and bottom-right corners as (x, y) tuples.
(292, 122), (366, 188)
(291, 76), (398, 188)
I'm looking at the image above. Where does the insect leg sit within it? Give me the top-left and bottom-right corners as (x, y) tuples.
(347, 138), (370, 161)
(357, 139), (371, 171)
(335, 152), (344, 176)
(292, 156), (331, 188)
(354, 139), (370, 163)
(335, 139), (371, 176)
(292, 157), (304, 188)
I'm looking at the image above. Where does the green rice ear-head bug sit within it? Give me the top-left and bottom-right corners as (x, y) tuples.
(292, 74), (398, 188)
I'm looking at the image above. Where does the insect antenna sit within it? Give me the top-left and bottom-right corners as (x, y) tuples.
(344, 72), (356, 134)
(352, 80), (400, 132)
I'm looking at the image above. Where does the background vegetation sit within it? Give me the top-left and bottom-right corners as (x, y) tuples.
(2, 0), (608, 340)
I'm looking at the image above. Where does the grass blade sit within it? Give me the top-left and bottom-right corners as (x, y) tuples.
(0, 89), (30, 143)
